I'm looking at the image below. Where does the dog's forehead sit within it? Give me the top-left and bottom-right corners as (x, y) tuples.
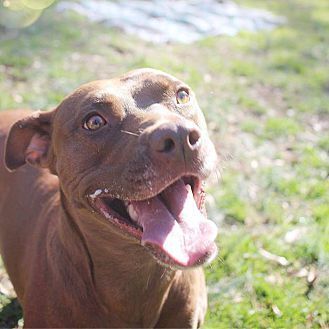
(99, 69), (184, 102)
(56, 69), (189, 120)
(121, 69), (185, 108)
(119, 68), (182, 85)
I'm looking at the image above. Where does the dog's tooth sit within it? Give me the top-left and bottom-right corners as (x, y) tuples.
(127, 204), (138, 222)
(89, 189), (102, 199)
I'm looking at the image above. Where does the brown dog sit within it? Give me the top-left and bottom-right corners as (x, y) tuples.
(0, 68), (218, 328)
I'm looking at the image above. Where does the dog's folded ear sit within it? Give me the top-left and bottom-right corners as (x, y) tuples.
(5, 110), (55, 171)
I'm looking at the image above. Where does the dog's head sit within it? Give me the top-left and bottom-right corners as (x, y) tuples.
(5, 68), (218, 268)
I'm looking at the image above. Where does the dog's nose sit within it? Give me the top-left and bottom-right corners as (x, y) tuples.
(147, 122), (202, 163)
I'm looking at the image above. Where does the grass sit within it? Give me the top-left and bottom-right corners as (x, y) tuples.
(0, 0), (328, 328)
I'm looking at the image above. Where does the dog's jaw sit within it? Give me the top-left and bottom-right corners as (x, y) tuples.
(88, 175), (218, 269)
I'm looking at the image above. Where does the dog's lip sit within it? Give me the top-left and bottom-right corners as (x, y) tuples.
(88, 192), (144, 240)
(86, 174), (210, 267)
(87, 174), (203, 202)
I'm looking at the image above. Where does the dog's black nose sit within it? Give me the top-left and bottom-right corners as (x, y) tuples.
(145, 121), (202, 164)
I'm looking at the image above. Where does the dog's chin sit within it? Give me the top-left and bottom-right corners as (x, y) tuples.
(88, 175), (218, 269)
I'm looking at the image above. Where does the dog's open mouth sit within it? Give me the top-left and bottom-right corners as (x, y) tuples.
(89, 176), (218, 268)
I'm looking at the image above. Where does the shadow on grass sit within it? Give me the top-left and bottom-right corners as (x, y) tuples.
(0, 297), (22, 329)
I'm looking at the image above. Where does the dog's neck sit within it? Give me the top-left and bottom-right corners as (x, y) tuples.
(55, 192), (177, 327)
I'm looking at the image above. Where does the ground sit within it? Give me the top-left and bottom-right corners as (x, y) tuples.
(0, 0), (328, 328)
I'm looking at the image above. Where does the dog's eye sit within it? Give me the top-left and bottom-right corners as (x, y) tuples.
(176, 89), (190, 104)
(83, 115), (106, 131)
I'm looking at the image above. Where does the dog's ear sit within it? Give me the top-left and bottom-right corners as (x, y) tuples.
(5, 110), (55, 171)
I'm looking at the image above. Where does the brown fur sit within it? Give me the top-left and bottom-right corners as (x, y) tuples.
(0, 69), (217, 328)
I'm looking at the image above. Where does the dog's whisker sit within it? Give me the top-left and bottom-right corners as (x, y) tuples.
(120, 130), (140, 137)
(215, 169), (221, 186)
(145, 274), (151, 291)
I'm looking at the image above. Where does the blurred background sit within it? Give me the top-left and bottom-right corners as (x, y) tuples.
(0, 0), (328, 328)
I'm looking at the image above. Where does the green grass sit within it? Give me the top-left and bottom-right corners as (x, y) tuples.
(0, 0), (329, 328)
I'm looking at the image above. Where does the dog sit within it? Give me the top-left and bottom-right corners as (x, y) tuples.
(0, 68), (218, 328)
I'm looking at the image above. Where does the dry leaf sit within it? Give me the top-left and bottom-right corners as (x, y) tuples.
(259, 248), (289, 266)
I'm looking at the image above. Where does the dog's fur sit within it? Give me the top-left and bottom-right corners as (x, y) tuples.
(0, 69), (217, 328)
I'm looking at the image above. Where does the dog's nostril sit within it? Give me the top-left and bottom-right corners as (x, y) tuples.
(161, 138), (175, 153)
(188, 129), (201, 147)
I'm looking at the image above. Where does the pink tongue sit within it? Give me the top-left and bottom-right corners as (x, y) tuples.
(130, 179), (217, 266)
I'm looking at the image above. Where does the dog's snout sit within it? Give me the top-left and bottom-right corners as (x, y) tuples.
(144, 121), (202, 164)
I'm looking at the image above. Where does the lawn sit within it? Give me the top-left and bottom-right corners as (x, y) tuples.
(0, 0), (328, 328)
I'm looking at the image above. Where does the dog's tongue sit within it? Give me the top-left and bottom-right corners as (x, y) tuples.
(129, 179), (217, 266)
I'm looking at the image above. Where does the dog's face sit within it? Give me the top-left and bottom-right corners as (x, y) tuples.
(5, 68), (218, 268)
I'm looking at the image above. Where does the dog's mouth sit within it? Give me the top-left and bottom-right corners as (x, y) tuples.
(88, 175), (218, 268)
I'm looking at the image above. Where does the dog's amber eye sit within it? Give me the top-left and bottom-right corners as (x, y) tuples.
(176, 89), (190, 104)
(83, 115), (106, 131)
